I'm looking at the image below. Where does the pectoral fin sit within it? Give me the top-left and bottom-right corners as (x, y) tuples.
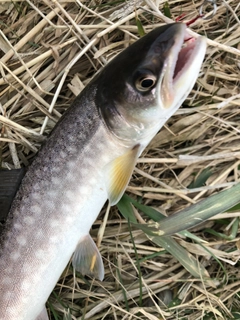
(104, 144), (140, 206)
(72, 234), (104, 281)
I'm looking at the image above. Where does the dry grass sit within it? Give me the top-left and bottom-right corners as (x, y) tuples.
(1, 0), (240, 319)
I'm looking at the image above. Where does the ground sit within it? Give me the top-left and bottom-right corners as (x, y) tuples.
(0, 1), (240, 319)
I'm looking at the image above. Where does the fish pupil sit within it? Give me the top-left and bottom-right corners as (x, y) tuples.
(135, 73), (156, 92)
(141, 78), (154, 88)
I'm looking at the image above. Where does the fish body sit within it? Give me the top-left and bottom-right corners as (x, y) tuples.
(0, 23), (206, 320)
(0, 102), (125, 319)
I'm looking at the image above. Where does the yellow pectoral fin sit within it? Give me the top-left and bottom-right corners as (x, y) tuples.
(105, 144), (140, 206)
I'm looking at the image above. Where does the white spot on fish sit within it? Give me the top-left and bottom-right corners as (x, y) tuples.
(68, 135), (75, 142)
(65, 216), (74, 224)
(45, 200), (55, 210)
(11, 251), (21, 261)
(6, 309), (16, 319)
(48, 189), (58, 198)
(89, 177), (97, 185)
(50, 219), (60, 228)
(2, 276), (11, 285)
(21, 280), (31, 291)
(51, 176), (60, 185)
(32, 183), (41, 192)
(61, 203), (73, 213)
(78, 186), (90, 195)
(67, 161), (76, 169)
(101, 154), (112, 163)
(36, 230), (44, 239)
(23, 216), (35, 225)
(3, 290), (11, 301)
(52, 166), (61, 174)
(35, 249), (46, 259)
(49, 236), (58, 244)
(14, 222), (22, 231)
(85, 158), (95, 168)
(66, 190), (75, 200)
(67, 146), (77, 154)
(31, 192), (40, 200)
(60, 150), (66, 158)
(32, 205), (42, 215)
(20, 293), (29, 305)
(17, 236), (26, 246)
(79, 167), (90, 177)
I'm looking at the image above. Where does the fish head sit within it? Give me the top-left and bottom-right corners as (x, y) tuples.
(96, 23), (207, 149)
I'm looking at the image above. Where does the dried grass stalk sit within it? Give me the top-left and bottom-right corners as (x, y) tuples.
(1, 0), (240, 319)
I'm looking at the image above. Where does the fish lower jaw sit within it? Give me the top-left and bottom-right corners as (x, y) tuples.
(160, 34), (207, 110)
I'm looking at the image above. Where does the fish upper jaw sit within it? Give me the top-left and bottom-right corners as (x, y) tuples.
(158, 24), (207, 110)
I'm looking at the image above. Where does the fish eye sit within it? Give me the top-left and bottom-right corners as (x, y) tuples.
(135, 74), (157, 92)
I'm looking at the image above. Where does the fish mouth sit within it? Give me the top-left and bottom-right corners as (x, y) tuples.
(160, 24), (207, 109)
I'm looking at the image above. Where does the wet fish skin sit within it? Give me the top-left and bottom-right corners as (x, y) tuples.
(0, 23), (206, 320)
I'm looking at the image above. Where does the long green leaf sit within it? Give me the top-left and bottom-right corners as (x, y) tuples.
(145, 183), (240, 236)
(118, 195), (204, 242)
(148, 235), (211, 280)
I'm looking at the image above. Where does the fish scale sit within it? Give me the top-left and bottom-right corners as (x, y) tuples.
(0, 23), (206, 320)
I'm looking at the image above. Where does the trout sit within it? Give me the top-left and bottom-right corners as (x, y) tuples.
(0, 23), (206, 320)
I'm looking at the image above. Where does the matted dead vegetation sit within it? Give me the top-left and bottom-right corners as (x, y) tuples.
(0, 0), (240, 319)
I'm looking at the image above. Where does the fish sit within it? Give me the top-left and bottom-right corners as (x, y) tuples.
(0, 23), (206, 320)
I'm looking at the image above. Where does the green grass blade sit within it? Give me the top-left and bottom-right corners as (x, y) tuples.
(150, 183), (240, 236)
(188, 168), (212, 188)
(118, 195), (206, 243)
(135, 18), (145, 37)
(117, 195), (137, 223)
(115, 258), (130, 312)
(148, 235), (211, 280)
(119, 194), (165, 220)
(128, 220), (143, 306)
(204, 217), (239, 240)
(163, 2), (172, 18)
